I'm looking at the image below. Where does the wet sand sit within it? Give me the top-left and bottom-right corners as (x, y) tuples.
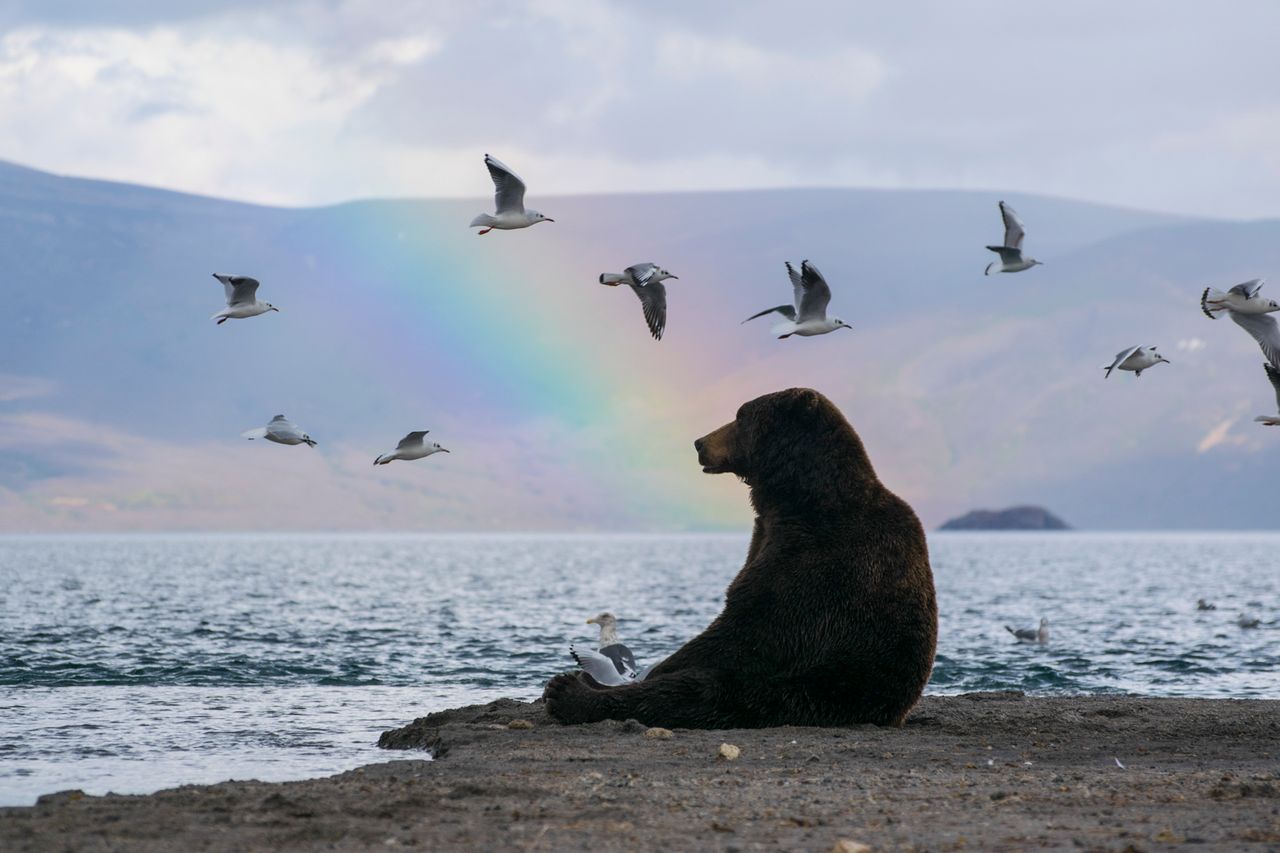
(3, 693), (1278, 851)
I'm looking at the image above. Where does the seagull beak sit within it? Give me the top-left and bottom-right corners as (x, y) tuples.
(271, 306), (280, 312)
(545, 218), (555, 223)
(440, 448), (450, 453)
(671, 275), (679, 280)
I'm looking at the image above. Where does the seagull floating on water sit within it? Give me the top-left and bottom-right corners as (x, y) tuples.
(241, 415), (316, 447)
(211, 274), (278, 324)
(1237, 614), (1262, 629)
(469, 154), (553, 234)
(1256, 364), (1280, 426)
(984, 201), (1042, 275)
(1005, 617), (1050, 644)
(1103, 345), (1169, 378)
(1196, 598), (1217, 611)
(599, 263), (677, 340)
(1202, 280), (1280, 370)
(742, 261), (851, 339)
(1201, 279), (1278, 320)
(373, 430), (449, 465)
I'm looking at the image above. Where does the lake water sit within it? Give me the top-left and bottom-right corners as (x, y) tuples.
(1, 532), (1276, 806)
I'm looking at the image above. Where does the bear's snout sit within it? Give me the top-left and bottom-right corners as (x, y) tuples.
(695, 421), (737, 474)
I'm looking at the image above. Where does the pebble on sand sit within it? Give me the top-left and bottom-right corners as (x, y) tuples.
(718, 743), (741, 761)
(507, 719), (534, 730)
(644, 727), (674, 740)
(832, 841), (872, 853)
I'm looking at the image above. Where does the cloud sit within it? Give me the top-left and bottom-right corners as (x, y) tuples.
(4, 3), (1280, 214)
(0, 374), (55, 402)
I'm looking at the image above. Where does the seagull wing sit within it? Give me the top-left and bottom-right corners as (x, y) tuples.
(743, 305), (796, 323)
(266, 415), (302, 440)
(228, 276), (260, 306)
(569, 644), (631, 686)
(629, 280), (667, 340)
(484, 154), (526, 214)
(793, 260), (832, 322)
(598, 643), (639, 678)
(1264, 363), (1280, 413)
(625, 263), (659, 286)
(1105, 345), (1141, 377)
(1229, 278), (1265, 299)
(214, 274), (260, 306)
(999, 201), (1026, 250)
(396, 430), (429, 450)
(1229, 312), (1280, 369)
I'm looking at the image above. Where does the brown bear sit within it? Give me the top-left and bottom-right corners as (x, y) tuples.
(543, 387), (937, 728)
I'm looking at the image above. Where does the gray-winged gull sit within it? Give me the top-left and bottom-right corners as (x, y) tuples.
(984, 201), (1042, 275)
(742, 260), (852, 339)
(1005, 617), (1049, 644)
(1256, 364), (1280, 426)
(469, 154), (554, 234)
(374, 430), (450, 465)
(1103, 345), (1169, 378)
(1200, 279), (1278, 320)
(599, 263), (678, 340)
(211, 274), (278, 324)
(241, 415), (316, 447)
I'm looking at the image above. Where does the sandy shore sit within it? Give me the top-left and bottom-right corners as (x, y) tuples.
(2, 693), (1278, 851)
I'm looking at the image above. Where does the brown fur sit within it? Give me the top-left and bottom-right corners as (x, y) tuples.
(544, 388), (937, 728)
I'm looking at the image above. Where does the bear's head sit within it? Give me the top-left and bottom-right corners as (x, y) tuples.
(695, 388), (878, 510)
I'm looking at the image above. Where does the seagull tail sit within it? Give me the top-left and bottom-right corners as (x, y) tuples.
(598, 273), (627, 286)
(1200, 287), (1228, 319)
(469, 213), (496, 228)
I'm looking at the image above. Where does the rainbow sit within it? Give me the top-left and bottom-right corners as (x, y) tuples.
(275, 199), (756, 529)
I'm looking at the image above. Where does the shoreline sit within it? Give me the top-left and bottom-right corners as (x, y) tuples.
(3, 693), (1279, 851)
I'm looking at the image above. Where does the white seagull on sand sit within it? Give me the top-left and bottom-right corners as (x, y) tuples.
(1255, 364), (1280, 426)
(373, 430), (450, 465)
(742, 261), (852, 339)
(1202, 280), (1280, 370)
(1103, 345), (1169, 378)
(469, 154), (553, 234)
(567, 612), (657, 687)
(985, 201), (1042, 275)
(211, 274), (278, 324)
(1201, 279), (1279, 319)
(1005, 617), (1050, 644)
(599, 263), (678, 340)
(241, 415), (316, 447)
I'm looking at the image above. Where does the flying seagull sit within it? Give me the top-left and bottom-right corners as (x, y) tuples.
(1202, 282), (1280, 370)
(373, 430), (450, 465)
(599, 263), (678, 340)
(1103, 345), (1169, 378)
(1200, 279), (1278, 320)
(469, 154), (553, 234)
(742, 260), (852, 339)
(241, 415), (316, 447)
(1256, 363), (1280, 426)
(1005, 617), (1049, 644)
(984, 201), (1042, 275)
(211, 274), (278, 324)
(585, 612), (638, 678)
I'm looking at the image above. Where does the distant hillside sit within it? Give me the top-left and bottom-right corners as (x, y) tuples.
(1, 158), (1278, 531)
(939, 506), (1072, 531)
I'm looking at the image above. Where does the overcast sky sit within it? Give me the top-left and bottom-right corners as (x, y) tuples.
(2, 1), (1279, 216)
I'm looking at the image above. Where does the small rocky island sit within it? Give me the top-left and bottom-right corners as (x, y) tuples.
(938, 505), (1071, 531)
